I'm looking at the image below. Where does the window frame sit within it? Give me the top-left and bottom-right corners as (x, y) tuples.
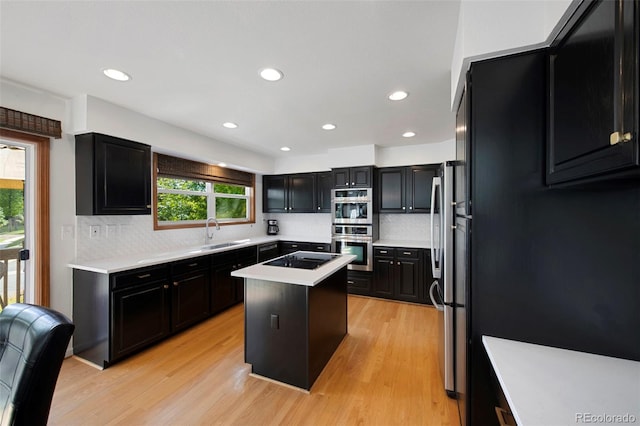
(153, 154), (255, 230)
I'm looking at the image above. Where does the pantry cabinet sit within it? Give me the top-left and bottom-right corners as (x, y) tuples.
(547, 0), (639, 185)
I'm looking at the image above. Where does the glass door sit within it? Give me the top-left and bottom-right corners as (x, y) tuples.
(0, 141), (31, 308)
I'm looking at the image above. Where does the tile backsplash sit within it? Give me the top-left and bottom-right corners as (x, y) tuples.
(75, 212), (433, 261)
(75, 215), (264, 262)
(379, 213), (431, 242)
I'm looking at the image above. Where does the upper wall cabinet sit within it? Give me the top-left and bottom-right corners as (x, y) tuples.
(75, 133), (151, 215)
(547, 0), (639, 185)
(333, 166), (373, 188)
(262, 173), (316, 213)
(315, 172), (333, 212)
(377, 165), (438, 213)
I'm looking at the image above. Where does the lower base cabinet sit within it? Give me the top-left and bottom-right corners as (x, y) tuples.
(73, 246), (259, 368)
(347, 271), (372, 296)
(170, 256), (210, 332)
(372, 247), (425, 304)
(211, 247), (257, 313)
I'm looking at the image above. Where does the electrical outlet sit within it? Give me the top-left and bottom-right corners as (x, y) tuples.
(89, 225), (100, 239)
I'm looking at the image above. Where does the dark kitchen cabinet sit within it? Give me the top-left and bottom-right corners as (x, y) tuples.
(110, 265), (171, 362)
(378, 165), (438, 213)
(75, 133), (151, 215)
(373, 247), (423, 303)
(333, 166), (373, 188)
(170, 257), (210, 332)
(280, 241), (331, 255)
(315, 171), (333, 212)
(547, 0), (639, 185)
(211, 247), (257, 313)
(263, 173), (316, 213)
(347, 271), (372, 296)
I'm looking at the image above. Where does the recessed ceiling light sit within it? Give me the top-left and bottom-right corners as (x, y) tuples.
(223, 122), (238, 129)
(103, 68), (131, 82)
(218, 162), (227, 167)
(322, 124), (336, 130)
(389, 91), (409, 101)
(260, 68), (284, 82)
(280, 146), (291, 152)
(402, 131), (416, 138)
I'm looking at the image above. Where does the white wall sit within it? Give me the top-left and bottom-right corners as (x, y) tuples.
(72, 95), (275, 174)
(0, 80), (76, 320)
(273, 140), (455, 175)
(451, 0), (575, 109)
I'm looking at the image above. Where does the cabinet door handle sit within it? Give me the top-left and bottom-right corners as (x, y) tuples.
(316, 246), (324, 250)
(402, 206), (406, 210)
(347, 281), (355, 285)
(409, 206), (413, 210)
(345, 182), (350, 186)
(403, 252), (412, 256)
(173, 281), (179, 287)
(163, 284), (169, 289)
(610, 131), (633, 146)
(318, 206), (321, 210)
(137, 273), (151, 279)
(188, 262), (198, 267)
(379, 250), (388, 254)
(351, 182), (355, 186)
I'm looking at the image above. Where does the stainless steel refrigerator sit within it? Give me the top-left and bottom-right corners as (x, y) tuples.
(429, 90), (470, 426)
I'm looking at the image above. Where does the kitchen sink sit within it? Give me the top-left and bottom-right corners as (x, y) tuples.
(202, 242), (242, 250)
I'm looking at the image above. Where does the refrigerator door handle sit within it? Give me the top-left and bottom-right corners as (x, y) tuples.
(430, 176), (442, 279)
(429, 281), (444, 311)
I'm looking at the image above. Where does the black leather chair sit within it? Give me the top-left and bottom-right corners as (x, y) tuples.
(0, 303), (74, 425)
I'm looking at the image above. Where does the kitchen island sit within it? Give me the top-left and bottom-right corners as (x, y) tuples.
(232, 251), (355, 391)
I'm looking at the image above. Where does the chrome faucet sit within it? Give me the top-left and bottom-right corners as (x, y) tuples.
(205, 217), (220, 244)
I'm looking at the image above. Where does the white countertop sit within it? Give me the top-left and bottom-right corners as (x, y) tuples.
(373, 239), (431, 249)
(231, 252), (356, 287)
(483, 335), (640, 426)
(68, 236), (280, 274)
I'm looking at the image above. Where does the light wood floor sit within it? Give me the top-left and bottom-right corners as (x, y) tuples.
(50, 295), (460, 426)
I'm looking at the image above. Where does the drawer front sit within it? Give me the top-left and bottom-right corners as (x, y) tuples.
(112, 265), (169, 290)
(396, 248), (420, 260)
(171, 256), (209, 276)
(310, 243), (331, 252)
(374, 247), (394, 257)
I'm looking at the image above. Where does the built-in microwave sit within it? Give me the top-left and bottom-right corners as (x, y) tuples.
(331, 188), (373, 224)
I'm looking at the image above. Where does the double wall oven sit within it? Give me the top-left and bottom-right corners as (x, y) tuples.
(331, 188), (377, 271)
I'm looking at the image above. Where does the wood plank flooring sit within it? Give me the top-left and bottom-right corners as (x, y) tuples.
(50, 296), (460, 426)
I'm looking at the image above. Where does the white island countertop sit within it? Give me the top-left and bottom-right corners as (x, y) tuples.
(483, 335), (640, 426)
(231, 252), (356, 287)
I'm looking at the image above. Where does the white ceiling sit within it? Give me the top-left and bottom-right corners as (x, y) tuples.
(0, 1), (461, 159)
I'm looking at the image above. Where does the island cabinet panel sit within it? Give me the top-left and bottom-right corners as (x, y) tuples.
(244, 267), (348, 390)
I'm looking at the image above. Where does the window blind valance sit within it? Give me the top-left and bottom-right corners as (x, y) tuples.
(155, 153), (254, 187)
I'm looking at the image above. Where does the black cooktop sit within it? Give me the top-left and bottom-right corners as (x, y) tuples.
(264, 252), (339, 270)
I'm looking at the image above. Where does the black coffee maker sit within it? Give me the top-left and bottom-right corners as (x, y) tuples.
(267, 219), (279, 235)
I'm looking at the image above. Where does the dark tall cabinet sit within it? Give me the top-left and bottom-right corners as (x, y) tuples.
(548, 0), (639, 184)
(461, 47), (640, 426)
(75, 133), (151, 215)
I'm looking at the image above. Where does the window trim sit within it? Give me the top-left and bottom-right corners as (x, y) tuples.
(153, 154), (255, 230)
